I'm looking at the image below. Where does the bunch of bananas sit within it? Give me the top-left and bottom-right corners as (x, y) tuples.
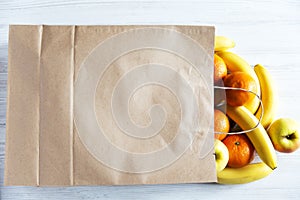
(214, 36), (278, 184)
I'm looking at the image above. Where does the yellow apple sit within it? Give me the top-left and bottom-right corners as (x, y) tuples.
(214, 139), (229, 172)
(267, 118), (300, 153)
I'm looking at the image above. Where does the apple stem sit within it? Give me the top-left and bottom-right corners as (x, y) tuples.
(286, 133), (296, 140)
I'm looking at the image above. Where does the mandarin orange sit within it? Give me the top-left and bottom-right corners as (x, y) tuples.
(214, 54), (227, 85)
(214, 109), (230, 141)
(223, 134), (255, 168)
(223, 72), (257, 107)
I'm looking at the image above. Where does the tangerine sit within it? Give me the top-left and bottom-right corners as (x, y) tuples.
(214, 109), (230, 141)
(214, 54), (227, 85)
(223, 72), (257, 107)
(223, 134), (254, 168)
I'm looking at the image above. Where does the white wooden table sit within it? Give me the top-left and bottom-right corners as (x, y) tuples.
(0, 1), (300, 199)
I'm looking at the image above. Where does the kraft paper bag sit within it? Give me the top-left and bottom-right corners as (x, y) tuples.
(5, 25), (216, 186)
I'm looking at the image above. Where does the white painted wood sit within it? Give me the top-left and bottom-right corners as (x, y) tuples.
(0, 0), (300, 199)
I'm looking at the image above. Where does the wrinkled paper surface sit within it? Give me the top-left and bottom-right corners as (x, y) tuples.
(5, 25), (216, 186)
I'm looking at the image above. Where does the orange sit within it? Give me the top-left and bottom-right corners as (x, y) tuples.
(223, 72), (257, 107)
(214, 109), (230, 141)
(214, 54), (227, 85)
(223, 134), (254, 168)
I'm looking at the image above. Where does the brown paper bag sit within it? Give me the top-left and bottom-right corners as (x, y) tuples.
(5, 25), (216, 186)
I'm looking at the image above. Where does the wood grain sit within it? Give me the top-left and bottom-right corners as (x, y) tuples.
(0, 0), (300, 199)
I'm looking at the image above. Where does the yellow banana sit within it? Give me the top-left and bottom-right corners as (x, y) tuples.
(214, 36), (235, 52)
(217, 51), (261, 114)
(217, 162), (274, 184)
(226, 105), (277, 170)
(254, 64), (278, 129)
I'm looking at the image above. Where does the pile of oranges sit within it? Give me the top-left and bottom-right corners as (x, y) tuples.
(214, 54), (256, 168)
